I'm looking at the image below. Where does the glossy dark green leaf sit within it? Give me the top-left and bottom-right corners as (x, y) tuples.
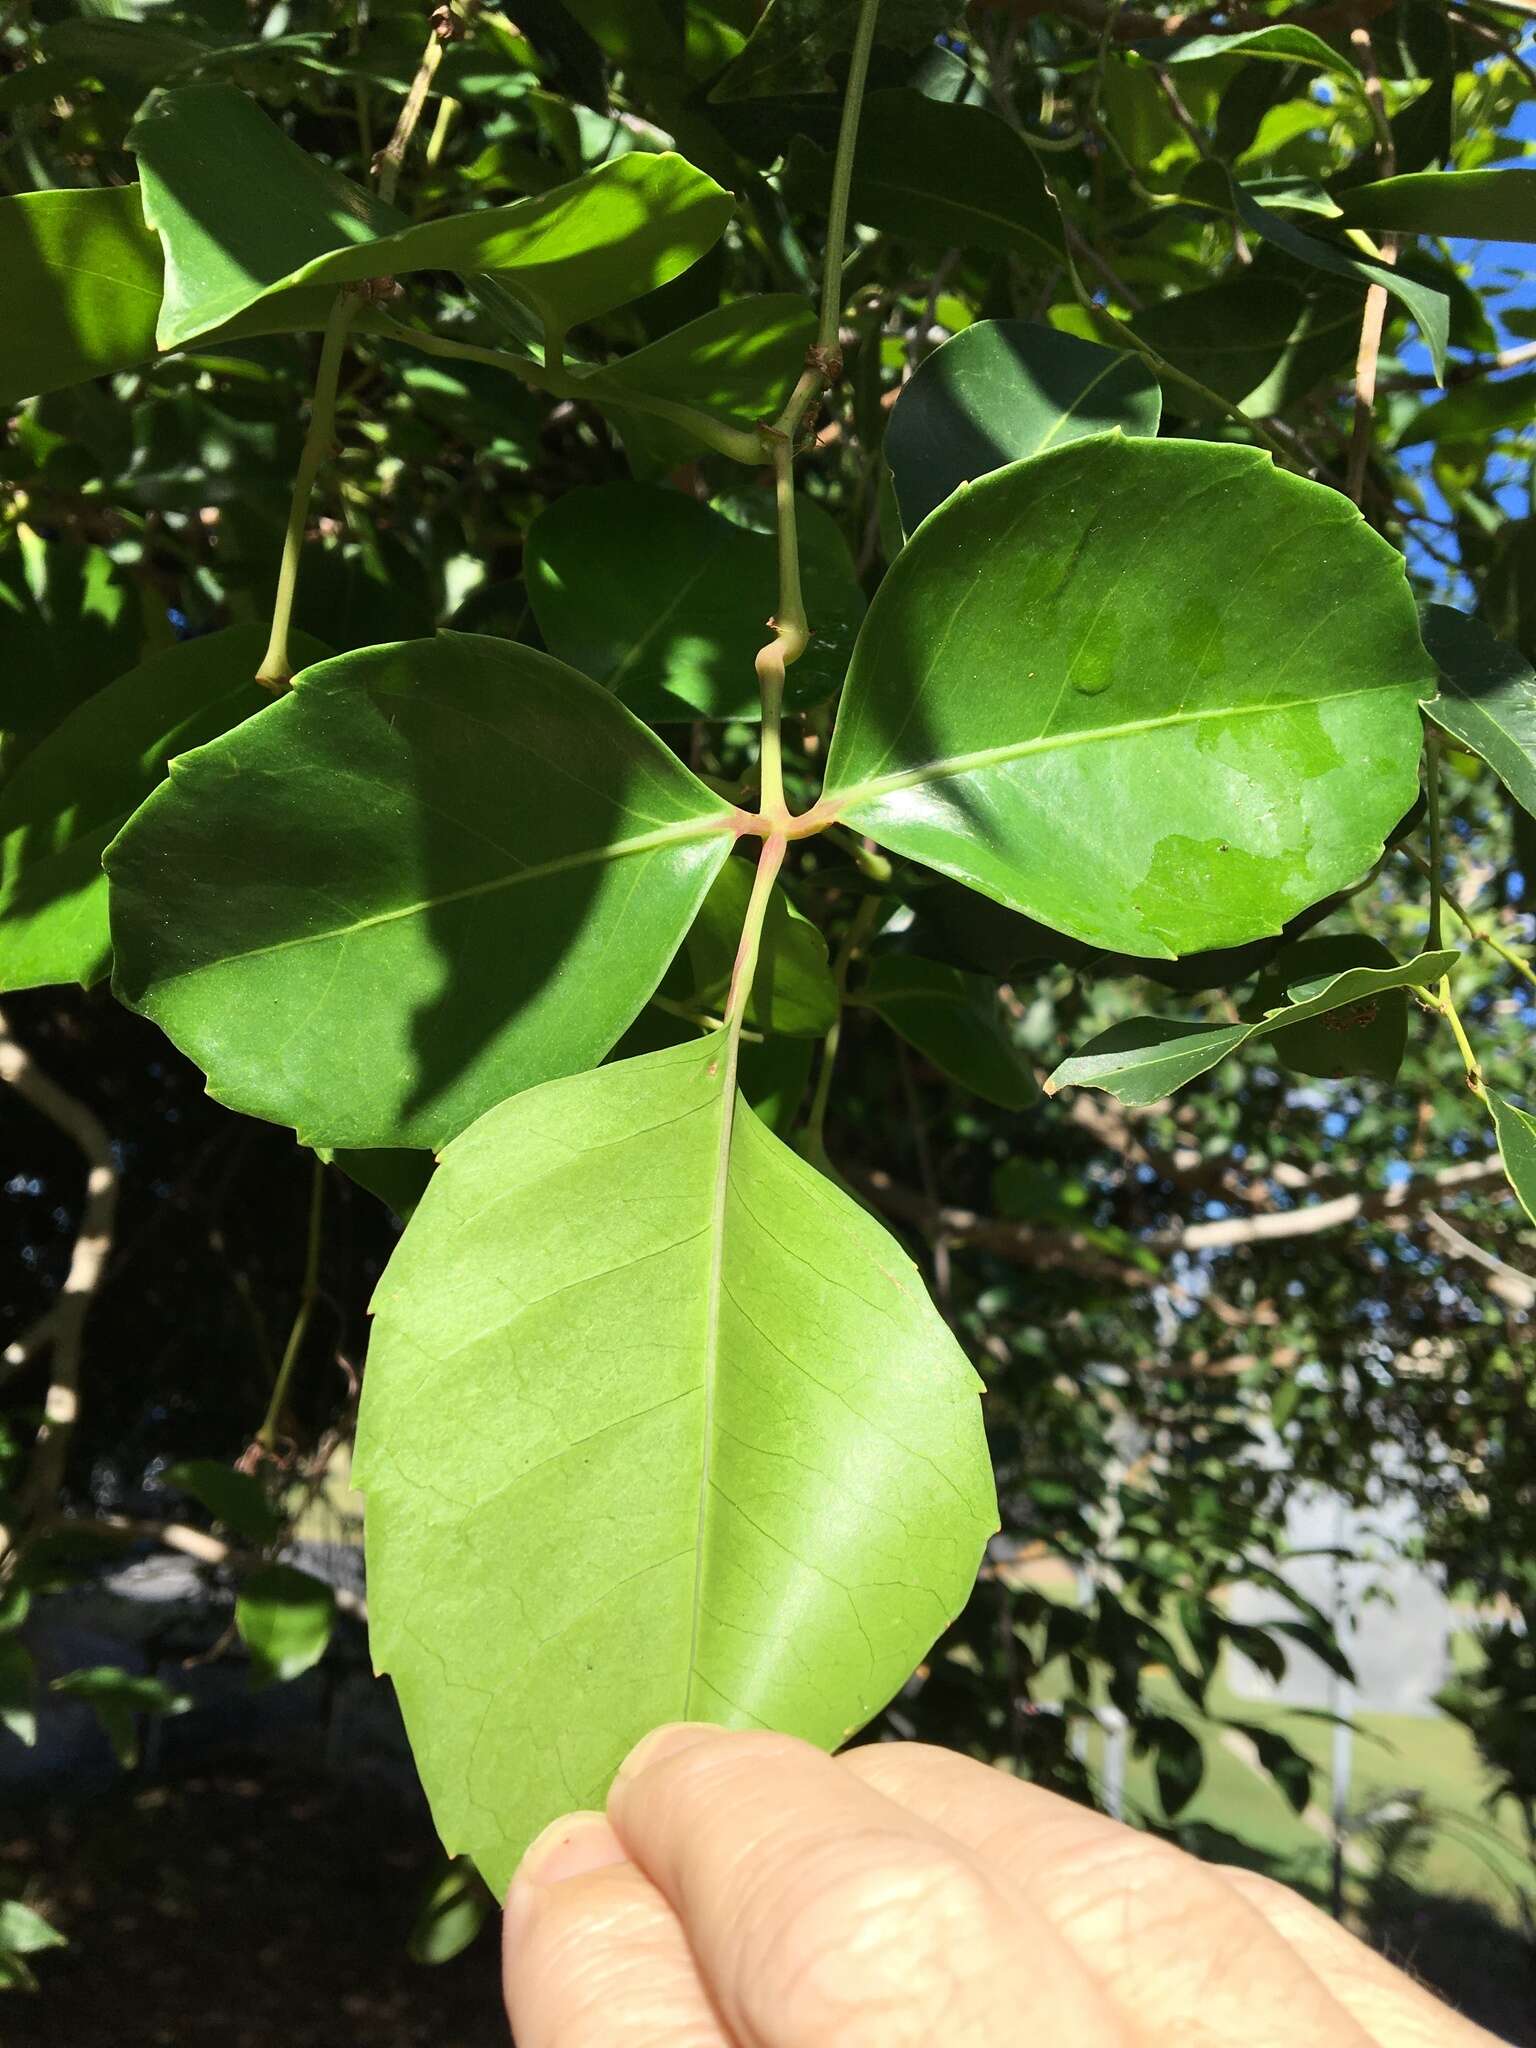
(1232, 1719), (1314, 1814)
(1230, 183), (1450, 380)
(166, 1458), (283, 1546)
(357, 1032), (995, 1892)
(1339, 169), (1536, 242)
(105, 635), (738, 1150)
(1128, 275), (1359, 417)
(1488, 1093), (1536, 1227)
(1156, 25), (1363, 85)
(823, 437), (1430, 959)
(686, 858), (837, 1036)
(524, 483), (864, 719)
(0, 625), (326, 994)
(1420, 605), (1536, 822)
(1394, 372), (1536, 450)
(1, 532), (145, 766)
(713, 0), (961, 97)
(131, 86), (733, 348)
(1045, 949), (1457, 1104)
(859, 956), (1035, 1109)
(1253, 934), (1410, 1082)
(0, 187), (161, 407)
(50, 1667), (188, 1769)
(885, 320), (1161, 534)
(235, 1563), (335, 1687)
(582, 293), (814, 475)
(785, 91), (1062, 267)
(1139, 1713), (1205, 1818)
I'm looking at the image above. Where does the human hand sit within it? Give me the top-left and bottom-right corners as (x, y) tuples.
(502, 1725), (1496, 2047)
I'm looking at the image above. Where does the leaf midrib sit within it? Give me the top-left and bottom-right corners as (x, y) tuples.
(138, 812), (736, 989)
(828, 682), (1393, 812)
(686, 1032), (735, 1719)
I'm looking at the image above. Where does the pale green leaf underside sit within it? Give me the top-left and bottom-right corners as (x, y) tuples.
(1420, 605), (1536, 823)
(1487, 1093), (1536, 1227)
(357, 1032), (995, 1893)
(1046, 950), (1458, 1105)
(104, 634), (737, 1151)
(823, 436), (1430, 960)
(131, 85), (732, 348)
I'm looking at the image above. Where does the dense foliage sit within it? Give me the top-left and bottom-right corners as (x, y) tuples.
(2, 0), (1535, 1991)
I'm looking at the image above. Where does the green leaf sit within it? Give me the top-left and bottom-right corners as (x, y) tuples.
(1338, 169), (1536, 242)
(356, 1031), (995, 1892)
(1139, 1713), (1205, 1818)
(686, 857), (837, 1036)
(524, 483), (863, 720)
(0, 1639), (35, 1748)
(1128, 275), (1359, 418)
(50, 1666), (188, 1769)
(323, 1147), (435, 1221)
(822, 437), (1430, 959)
(0, 625), (326, 995)
(0, 188), (161, 407)
(583, 293), (814, 476)
(165, 1458), (283, 1547)
(1229, 183), (1450, 381)
(105, 635), (738, 1150)
(1420, 605), (1536, 822)
(884, 319), (1161, 534)
(235, 1563), (335, 1687)
(0, 533), (143, 760)
(713, 0), (961, 98)
(1155, 25), (1364, 86)
(1230, 1719), (1314, 1813)
(1487, 1093), (1536, 1226)
(1253, 934), (1411, 1082)
(407, 1856), (491, 1966)
(1045, 948), (1457, 1104)
(784, 91), (1062, 267)
(1394, 373), (1536, 451)
(0, 1901), (65, 1967)
(859, 956), (1035, 1109)
(131, 87), (733, 349)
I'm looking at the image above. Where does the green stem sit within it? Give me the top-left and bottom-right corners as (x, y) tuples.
(751, 0), (880, 827)
(256, 292), (362, 690)
(371, 315), (763, 464)
(256, 1157), (326, 1454)
(1436, 976), (1485, 1098)
(375, 27), (443, 207)
(1425, 724), (1444, 952)
(724, 835), (789, 1037)
(802, 893), (882, 1168)
(1403, 847), (1536, 997)
(817, 0), (881, 358)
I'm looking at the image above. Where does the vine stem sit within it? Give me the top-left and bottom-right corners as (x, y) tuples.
(803, 892), (882, 1168)
(255, 1156), (326, 1454)
(1402, 846), (1536, 997)
(256, 292), (362, 689)
(753, 0), (881, 828)
(374, 26), (443, 206)
(1420, 726), (1484, 1095)
(370, 316), (763, 464)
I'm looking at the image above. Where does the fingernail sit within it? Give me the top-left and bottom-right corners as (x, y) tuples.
(614, 1721), (718, 1785)
(514, 1811), (627, 1891)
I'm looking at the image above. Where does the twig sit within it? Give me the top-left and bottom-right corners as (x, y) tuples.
(255, 1157), (326, 1454)
(1402, 846), (1536, 997)
(373, 23), (444, 207)
(1345, 23), (1395, 507)
(0, 1009), (119, 1564)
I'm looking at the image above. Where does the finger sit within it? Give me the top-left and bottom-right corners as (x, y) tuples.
(1223, 1869), (1503, 2047)
(607, 1724), (1122, 2048)
(504, 1811), (733, 2048)
(844, 1743), (1379, 2048)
